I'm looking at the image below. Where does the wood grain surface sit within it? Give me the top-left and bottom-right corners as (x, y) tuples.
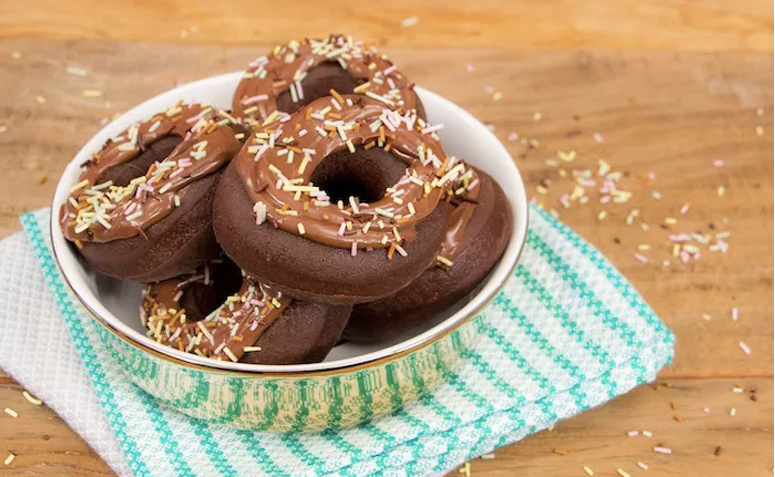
(0, 1), (772, 476)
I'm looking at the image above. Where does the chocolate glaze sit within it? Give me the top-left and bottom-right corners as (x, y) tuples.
(232, 35), (422, 128)
(233, 94), (469, 254)
(344, 169), (512, 342)
(142, 259), (350, 364)
(60, 103), (243, 244)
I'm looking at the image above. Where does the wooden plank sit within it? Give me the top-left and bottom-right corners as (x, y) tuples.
(0, 378), (770, 476)
(0, 0), (771, 52)
(0, 40), (771, 376)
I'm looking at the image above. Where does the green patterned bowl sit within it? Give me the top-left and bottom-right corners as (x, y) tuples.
(50, 73), (529, 431)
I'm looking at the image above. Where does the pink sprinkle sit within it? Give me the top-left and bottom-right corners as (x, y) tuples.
(467, 178), (479, 191)
(249, 299), (264, 306)
(507, 132), (518, 142)
(173, 290), (183, 302)
(717, 239), (729, 254)
(338, 222), (346, 236)
(669, 234), (692, 242)
(484, 86), (495, 94)
(214, 342), (226, 355)
(169, 327), (182, 342)
(634, 253), (649, 264)
(653, 447), (672, 455)
(254, 144), (269, 162)
(739, 341), (751, 355)
(465, 64), (474, 73)
(383, 65), (397, 75)
(242, 94), (269, 105)
(713, 159), (725, 167)
(250, 320), (259, 331)
(703, 407), (711, 414)
(421, 124), (444, 134)
(679, 250), (691, 263)
(559, 194), (570, 209)
(600, 196), (611, 204)
(204, 264), (210, 285)
(680, 203), (690, 215)
(731, 307), (739, 321)
(627, 430), (639, 437)
(593, 132), (604, 143)
(577, 179), (596, 188)
(351, 241), (358, 257)
(138, 305), (146, 317)
(648, 172), (656, 180)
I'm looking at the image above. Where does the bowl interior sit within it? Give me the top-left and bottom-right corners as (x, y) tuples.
(51, 72), (529, 373)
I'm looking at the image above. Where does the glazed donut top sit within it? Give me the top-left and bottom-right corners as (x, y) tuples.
(142, 262), (291, 362)
(60, 103), (243, 244)
(232, 34), (420, 128)
(234, 95), (477, 257)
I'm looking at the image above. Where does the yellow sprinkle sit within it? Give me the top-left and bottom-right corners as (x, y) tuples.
(533, 112), (542, 121)
(664, 217), (678, 225)
(729, 407), (737, 417)
(4, 407), (18, 418)
(457, 462), (471, 477)
(492, 91), (503, 101)
(638, 244), (651, 251)
(35, 95), (47, 104)
(557, 150), (576, 162)
(717, 185), (725, 196)
(297, 223), (306, 235)
(223, 347), (239, 362)
(436, 255), (454, 267)
(637, 462), (649, 470)
(22, 391), (42, 406)
(702, 314), (711, 321)
(69, 179), (90, 193)
(4, 453), (14, 466)
(82, 89), (103, 98)
(583, 466), (594, 476)
(346, 139), (355, 153)
(392, 226), (401, 242)
(616, 469), (632, 477)
(480, 454), (496, 459)
(11, 51), (22, 59)
(597, 211), (607, 221)
(535, 185), (548, 195)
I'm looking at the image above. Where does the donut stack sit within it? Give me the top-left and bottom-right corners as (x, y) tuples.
(60, 34), (512, 365)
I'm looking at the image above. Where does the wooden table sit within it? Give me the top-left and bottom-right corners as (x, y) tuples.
(0, 1), (772, 475)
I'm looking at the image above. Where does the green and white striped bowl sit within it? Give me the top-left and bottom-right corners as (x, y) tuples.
(50, 73), (529, 432)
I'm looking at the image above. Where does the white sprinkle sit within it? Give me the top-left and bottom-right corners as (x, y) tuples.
(351, 241), (358, 257)
(4, 453), (14, 466)
(637, 462), (649, 470)
(627, 430), (639, 437)
(4, 408), (18, 418)
(653, 446), (672, 454)
(616, 469), (632, 477)
(703, 407), (711, 414)
(395, 244), (408, 257)
(739, 341), (751, 355)
(401, 16), (419, 27)
(642, 430), (653, 437)
(223, 347), (239, 362)
(731, 307), (739, 321)
(582, 466), (594, 476)
(66, 66), (88, 76)
(480, 454), (495, 459)
(297, 223), (306, 235)
(729, 407), (737, 416)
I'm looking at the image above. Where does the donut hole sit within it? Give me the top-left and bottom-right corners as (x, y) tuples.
(309, 146), (406, 204)
(276, 62), (360, 114)
(177, 259), (243, 322)
(98, 135), (183, 187)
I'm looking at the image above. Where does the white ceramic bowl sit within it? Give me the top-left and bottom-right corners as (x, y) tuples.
(51, 72), (528, 375)
(50, 73), (529, 430)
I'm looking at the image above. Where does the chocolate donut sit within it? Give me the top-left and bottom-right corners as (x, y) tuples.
(59, 103), (245, 282)
(232, 34), (425, 129)
(141, 258), (351, 364)
(214, 95), (457, 304)
(344, 167), (513, 343)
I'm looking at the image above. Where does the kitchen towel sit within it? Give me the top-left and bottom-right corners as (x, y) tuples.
(0, 206), (674, 477)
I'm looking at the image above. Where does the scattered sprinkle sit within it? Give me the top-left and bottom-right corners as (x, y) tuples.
(457, 462), (471, 477)
(22, 391), (42, 406)
(637, 462), (649, 470)
(616, 469), (632, 477)
(653, 446), (672, 454)
(739, 341), (751, 355)
(731, 307), (739, 321)
(627, 430), (639, 437)
(717, 185), (725, 197)
(680, 203), (690, 215)
(465, 64), (474, 73)
(756, 126), (764, 136)
(4, 407), (18, 418)
(642, 430), (653, 438)
(66, 66), (88, 76)
(712, 159), (725, 167)
(83, 89), (103, 98)
(480, 453), (495, 459)
(533, 112), (542, 121)
(634, 253), (649, 264)
(732, 386), (744, 394)
(4, 453), (14, 466)
(492, 91), (503, 101)
(507, 132), (518, 142)
(401, 16), (420, 28)
(0, 125), (7, 133)
(11, 51), (21, 59)
(583, 466), (594, 476)
(593, 132), (604, 143)
(702, 314), (711, 321)
(729, 407), (737, 417)
(35, 95), (47, 104)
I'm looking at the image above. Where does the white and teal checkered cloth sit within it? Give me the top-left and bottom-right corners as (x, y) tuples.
(0, 207), (674, 477)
